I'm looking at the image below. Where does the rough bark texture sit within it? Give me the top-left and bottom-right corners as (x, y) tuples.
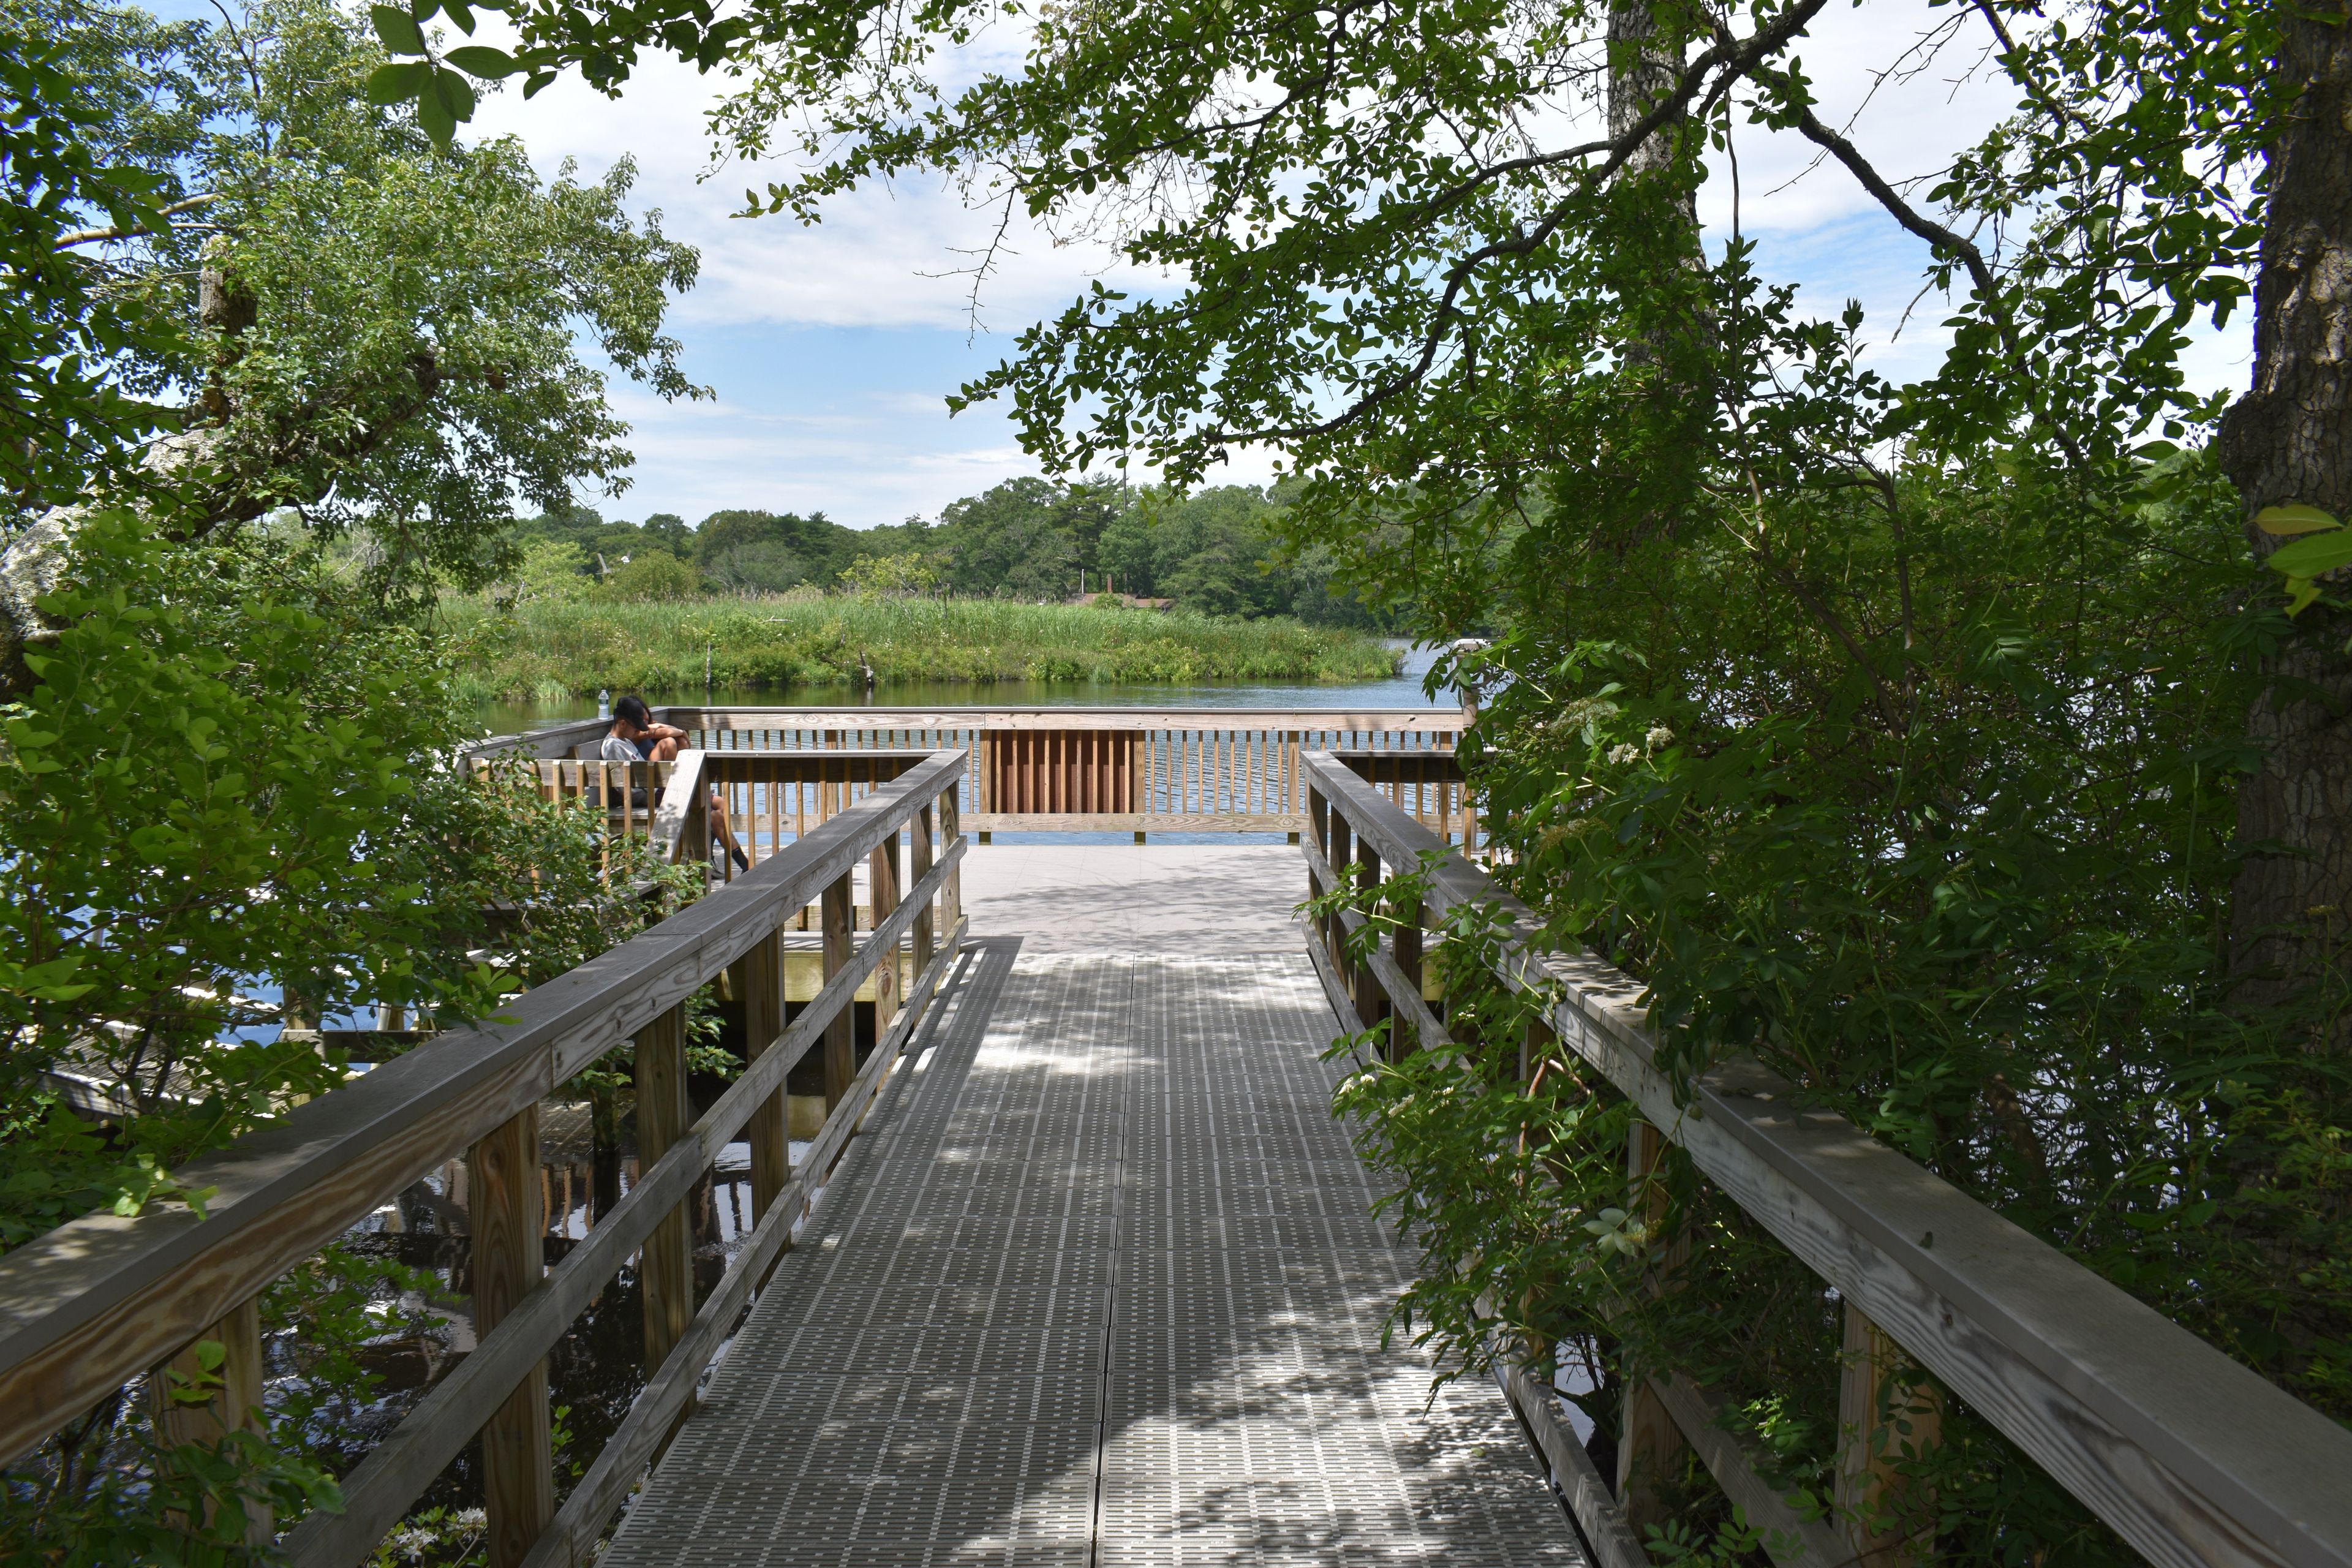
(1607, 0), (1683, 188)
(2217, 5), (2352, 1022)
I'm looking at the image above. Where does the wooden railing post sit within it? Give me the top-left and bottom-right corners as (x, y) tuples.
(736, 929), (790, 1222)
(635, 1005), (693, 1372)
(151, 1294), (269, 1545)
(1838, 1302), (1943, 1565)
(1616, 1118), (1688, 1532)
(871, 824), (902, 1033)
(821, 871), (856, 1110)
(470, 1104), (552, 1568)
(911, 804), (936, 982)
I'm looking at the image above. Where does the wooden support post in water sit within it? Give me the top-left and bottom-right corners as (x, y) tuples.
(470, 1104), (552, 1568)
(737, 930), (790, 1222)
(821, 871), (856, 1110)
(150, 1294), (269, 1545)
(871, 824), (902, 1035)
(636, 1005), (693, 1373)
(1617, 1118), (1688, 1533)
(1838, 1301), (1943, 1565)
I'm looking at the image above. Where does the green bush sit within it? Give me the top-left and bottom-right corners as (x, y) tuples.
(597, 550), (705, 602)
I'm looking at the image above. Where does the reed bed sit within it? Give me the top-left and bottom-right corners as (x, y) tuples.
(442, 595), (1400, 701)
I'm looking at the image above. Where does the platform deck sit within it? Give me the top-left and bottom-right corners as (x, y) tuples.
(600, 940), (1582, 1567)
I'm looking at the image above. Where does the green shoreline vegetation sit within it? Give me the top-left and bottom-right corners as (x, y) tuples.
(442, 475), (1406, 703)
(442, 594), (1401, 704)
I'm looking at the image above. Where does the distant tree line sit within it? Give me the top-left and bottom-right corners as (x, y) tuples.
(507, 477), (1394, 628)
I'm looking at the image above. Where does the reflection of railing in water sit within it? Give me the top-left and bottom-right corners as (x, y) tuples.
(470, 707), (1483, 847)
(0, 750), (973, 1568)
(1298, 750), (2352, 1568)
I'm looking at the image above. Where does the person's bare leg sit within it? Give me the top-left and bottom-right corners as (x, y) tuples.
(710, 790), (748, 871)
(647, 735), (682, 762)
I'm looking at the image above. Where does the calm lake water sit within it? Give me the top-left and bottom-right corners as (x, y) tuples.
(477, 643), (1457, 736)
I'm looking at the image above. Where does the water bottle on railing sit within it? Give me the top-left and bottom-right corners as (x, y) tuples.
(597, 688), (611, 720)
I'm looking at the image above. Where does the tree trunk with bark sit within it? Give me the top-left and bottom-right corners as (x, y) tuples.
(2217, 6), (2352, 1025)
(1607, 0), (1683, 189)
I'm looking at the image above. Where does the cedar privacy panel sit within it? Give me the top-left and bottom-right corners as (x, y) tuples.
(984, 728), (1138, 813)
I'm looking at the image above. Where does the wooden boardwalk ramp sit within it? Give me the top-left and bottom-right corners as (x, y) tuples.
(602, 938), (1583, 1567)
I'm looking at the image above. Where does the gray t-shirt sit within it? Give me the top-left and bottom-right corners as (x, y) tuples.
(600, 734), (646, 765)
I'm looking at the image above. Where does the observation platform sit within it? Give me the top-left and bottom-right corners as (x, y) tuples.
(602, 910), (1581, 1567)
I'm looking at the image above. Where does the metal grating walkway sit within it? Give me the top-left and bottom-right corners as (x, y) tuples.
(603, 941), (1585, 1567)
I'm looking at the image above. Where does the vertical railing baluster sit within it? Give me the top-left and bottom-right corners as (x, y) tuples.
(1351, 839), (1386, 1032)
(1838, 1303), (1943, 1564)
(151, 1295), (270, 1546)
(1308, 785), (1328, 921)
(941, 781), (963, 935)
(912, 802), (937, 981)
(1617, 1118), (1686, 1532)
(1324, 799), (1352, 976)
(871, 823), (902, 1034)
(821, 870), (855, 1111)
(1520, 1012), (1553, 1085)
(1286, 730), (1302, 843)
(737, 930), (789, 1224)
(1392, 881), (1424, 1062)
(472, 1104), (552, 1568)
(636, 1005), (693, 1372)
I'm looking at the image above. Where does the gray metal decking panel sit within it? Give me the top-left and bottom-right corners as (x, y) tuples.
(603, 944), (1583, 1567)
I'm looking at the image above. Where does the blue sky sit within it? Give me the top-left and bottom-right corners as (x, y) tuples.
(176, 1), (2258, 530)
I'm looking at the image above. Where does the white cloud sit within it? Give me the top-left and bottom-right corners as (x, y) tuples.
(472, 43), (1149, 334)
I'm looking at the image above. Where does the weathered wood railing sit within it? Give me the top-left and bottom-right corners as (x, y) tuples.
(1299, 750), (2352, 1568)
(471, 706), (1476, 843)
(0, 749), (973, 1568)
(473, 748), (940, 885)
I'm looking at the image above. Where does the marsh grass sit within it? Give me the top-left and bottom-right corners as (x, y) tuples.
(441, 595), (1400, 699)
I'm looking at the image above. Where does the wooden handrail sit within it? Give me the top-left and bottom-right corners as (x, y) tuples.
(665, 704), (1462, 732)
(464, 710), (1477, 846)
(510, 913), (966, 1568)
(287, 845), (968, 1566)
(0, 750), (970, 1480)
(462, 706), (1464, 764)
(1300, 750), (2352, 1568)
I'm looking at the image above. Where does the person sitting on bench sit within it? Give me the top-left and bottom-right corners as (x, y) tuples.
(603, 696), (750, 873)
